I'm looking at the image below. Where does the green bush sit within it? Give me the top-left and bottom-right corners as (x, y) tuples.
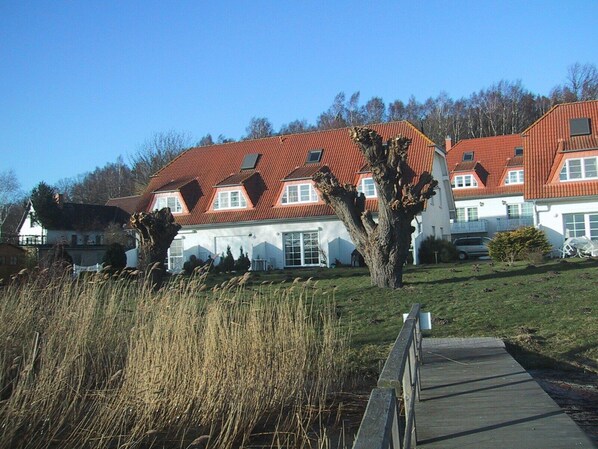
(103, 243), (127, 270)
(488, 226), (552, 264)
(234, 247), (251, 272)
(219, 246), (236, 272)
(183, 255), (204, 275)
(418, 236), (458, 263)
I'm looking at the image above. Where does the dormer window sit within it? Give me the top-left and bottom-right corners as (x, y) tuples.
(281, 183), (319, 204)
(357, 177), (377, 198)
(462, 152), (474, 162)
(451, 174), (478, 189)
(213, 190), (248, 210)
(559, 157), (598, 181)
(505, 169), (524, 185)
(154, 196), (183, 213)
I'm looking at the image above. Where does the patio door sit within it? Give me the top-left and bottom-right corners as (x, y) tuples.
(283, 231), (320, 267)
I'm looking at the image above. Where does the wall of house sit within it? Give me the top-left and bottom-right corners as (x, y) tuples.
(452, 194), (529, 237)
(418, 151), (454, 248)
(18, 210), (46, 242)
(535, 197), (598, 249)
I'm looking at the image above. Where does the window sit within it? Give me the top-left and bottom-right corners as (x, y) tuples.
(515, 147), (524, 156)
(155, 195), (183, 213)
(357, 177), (376, 198)
(507, 202), (533, 218)
(559, 157), (598, 181)
(168, 239), (184, 272)
(281, 183), (319, 204)
(505, 170), (524, 185)
(306, 149), (323, 163)
(213, 190), (248, 210)
(451, 174), (478, 189)
(456, 207), (478, 222)
(564, 213), (598, 239)
(9, 256), (17, 265)
(462, 152), (474, 161)
(570, 118), (591, 137)
(283, 231), (320, 267)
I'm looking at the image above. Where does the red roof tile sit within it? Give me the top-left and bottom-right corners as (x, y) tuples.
(523, 100), (598, 200)
(105, 195), (141, 215)
(282, 165), (324, 181)
(446, 134), (524, 199)
(138, 122), (437, 226)
(215, 171), (258, 187)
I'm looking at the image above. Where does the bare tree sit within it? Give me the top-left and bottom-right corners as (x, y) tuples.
(244, 117), (274, 140)
(198, 134), (214, 146)
(279, 119), (313, 135)
(363, 97), (386, 124)
(313, 127), (437, 288)
(130, 131), (193, 193)
(551, 63), (598, 103)
(130, 208), (181, 290)
(0, 169), (23, 240)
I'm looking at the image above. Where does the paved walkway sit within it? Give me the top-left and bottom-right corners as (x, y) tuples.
(415, 338), (595, 448)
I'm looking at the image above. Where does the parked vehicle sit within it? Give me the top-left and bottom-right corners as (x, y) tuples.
(453, 237), (492, 260)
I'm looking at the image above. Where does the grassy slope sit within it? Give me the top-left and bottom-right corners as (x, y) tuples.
(240, 257), (598, 375)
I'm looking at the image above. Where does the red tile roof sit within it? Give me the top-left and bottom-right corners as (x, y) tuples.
(446, 134), (524, 199)
(523, 100), (598, 200)
(138, 122), (437, 226)
(215, 171), (258, 187)
(105, 195), (141, 215)
(282, 165), (324, 181)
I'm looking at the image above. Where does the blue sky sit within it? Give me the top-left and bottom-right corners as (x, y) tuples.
(1, 0), (597, 193)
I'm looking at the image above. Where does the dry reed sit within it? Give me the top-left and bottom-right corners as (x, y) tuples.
(0, 269), (349, 449)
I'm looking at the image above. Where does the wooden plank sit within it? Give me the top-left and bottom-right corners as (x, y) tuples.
(352, 388), (398, 449)
(415, 338), (594, 448)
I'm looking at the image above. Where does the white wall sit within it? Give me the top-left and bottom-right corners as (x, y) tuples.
(535, 198), (598, 249)
(453, 195), (526, 236)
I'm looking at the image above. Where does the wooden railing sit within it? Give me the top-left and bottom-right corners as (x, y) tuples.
(352, 304), (423, 449)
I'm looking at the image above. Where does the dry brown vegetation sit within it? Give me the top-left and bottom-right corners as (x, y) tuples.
(0, 269), (349, 449)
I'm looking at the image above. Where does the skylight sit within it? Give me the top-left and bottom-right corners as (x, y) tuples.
(241, 153), (260, 170)
(462, 152), (474, 162)
(306, 149), (323, 164)
(570, 118), (591, 137)
(515, 147), (523, 157)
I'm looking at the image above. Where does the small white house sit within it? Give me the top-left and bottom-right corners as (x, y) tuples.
(18, 197), (132, 266)
(135, 122), (455, 272)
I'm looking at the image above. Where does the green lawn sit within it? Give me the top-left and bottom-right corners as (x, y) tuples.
(232, 257), (598, 376)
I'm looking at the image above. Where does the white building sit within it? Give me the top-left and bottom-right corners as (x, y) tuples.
(135, 122), (455, 272)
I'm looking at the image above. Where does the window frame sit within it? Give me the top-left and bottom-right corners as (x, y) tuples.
(455, 206), (478, 222)
(504, 169), (524, 185)
(280, 183), (319, 205)
(564, 212), (598, 240)
(167, 239), (184, 273)
(212, 189), (248, 211)
(154, 195), (184, 214)
(451, 174), (478, 189)
(559, 156), (598, 182)
(283, 231), (321, 267)
(357, 177), (377, 198)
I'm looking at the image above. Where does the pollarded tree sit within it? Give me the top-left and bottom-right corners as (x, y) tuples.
(312, 127), (437, 289)
(130, 207), (181, 289)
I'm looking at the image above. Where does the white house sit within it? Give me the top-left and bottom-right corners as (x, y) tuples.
(446, 134), (532, 239)
(523, 100), (598, 249)
(135, 122), (455, 272)
(18, 196), (132, 266)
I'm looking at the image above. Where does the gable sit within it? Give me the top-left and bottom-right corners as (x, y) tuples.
(524, 100), (598, 200)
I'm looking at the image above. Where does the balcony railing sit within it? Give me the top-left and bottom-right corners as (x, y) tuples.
(450, 219), (488, 234)
(496, 216), (533, 231)
(19, 235), (47, 246)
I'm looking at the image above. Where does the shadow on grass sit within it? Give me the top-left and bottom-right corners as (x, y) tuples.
(504, 340), (593, 373)
(405, 258), (598, 286)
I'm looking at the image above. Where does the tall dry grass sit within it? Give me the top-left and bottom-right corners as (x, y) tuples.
(0, 269), (349, 449)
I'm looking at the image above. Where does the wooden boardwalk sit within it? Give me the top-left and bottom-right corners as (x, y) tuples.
(415, 338), (595, 448)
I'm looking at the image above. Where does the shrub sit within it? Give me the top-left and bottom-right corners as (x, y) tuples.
(219, 245), (235, 272)
(183, 254), (203, 275)
(418, 236), (458, 263)
(488, 226), (552, 264)
(234, 247), (251, 272)
(103, 243), (127, 270)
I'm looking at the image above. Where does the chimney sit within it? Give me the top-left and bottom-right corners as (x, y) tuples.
(54, 193), (64, 206)
(445, 136), (452, 152)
